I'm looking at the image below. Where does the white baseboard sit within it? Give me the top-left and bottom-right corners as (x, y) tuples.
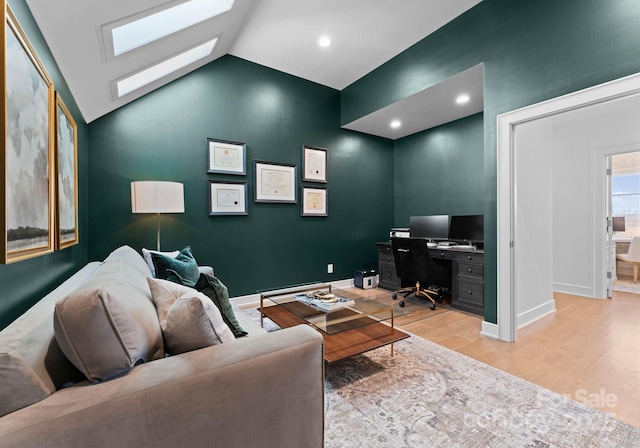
(553, 282), (593, 298)
(480, 321), (499, 339)
(230, 278), (355, 308)
(517, 299), (556, 329)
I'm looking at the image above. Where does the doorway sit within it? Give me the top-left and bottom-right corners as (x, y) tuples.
(609, 151), (640, 295)
(497, 72), (640, 342)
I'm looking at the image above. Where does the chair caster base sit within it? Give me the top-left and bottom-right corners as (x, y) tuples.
(399, 301), (405, 307)
(392, 293), (397, 299)
(430, 303), (436, 310)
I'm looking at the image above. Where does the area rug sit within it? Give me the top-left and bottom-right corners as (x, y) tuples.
(612, 279), (640, 295)
(323, 336), (640, 447)
(248, 310), (640, 447)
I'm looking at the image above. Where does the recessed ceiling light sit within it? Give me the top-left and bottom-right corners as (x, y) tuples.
(116, 38), (218, 97)
(110, 0), (234, 56)
(390, 120), (402, 129)
(456, 94), (470, 104)
(318, 36), (332, 47)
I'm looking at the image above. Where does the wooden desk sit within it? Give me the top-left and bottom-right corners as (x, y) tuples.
(376, 241), (485, 316)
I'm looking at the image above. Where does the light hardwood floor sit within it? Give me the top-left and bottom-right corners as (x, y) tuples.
(354, 288), (640, 428)
(344, 289), (640, 427)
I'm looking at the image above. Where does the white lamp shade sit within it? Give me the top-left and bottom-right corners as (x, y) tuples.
(131, 181), (185, 213)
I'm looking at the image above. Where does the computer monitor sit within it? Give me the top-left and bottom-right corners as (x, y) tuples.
(410, 215), (450, 240)
(448, 215), (484, 243)
(612, 216), (626, 232)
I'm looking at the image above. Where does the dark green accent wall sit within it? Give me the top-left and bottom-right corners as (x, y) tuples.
(87, 56), (394, 297)
(342, 0), (640, 323)
(6, 0), (640, 329)
(394, 113), (484, 226)
(0, 0), (88, 329)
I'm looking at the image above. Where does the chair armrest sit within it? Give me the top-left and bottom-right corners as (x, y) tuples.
(0, 326), (324, 448)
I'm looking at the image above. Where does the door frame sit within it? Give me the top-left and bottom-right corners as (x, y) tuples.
(496, 72), (640, 342)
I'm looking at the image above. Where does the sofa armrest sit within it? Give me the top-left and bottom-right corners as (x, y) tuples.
(0, 326), (324, 448)
(198, 265), (214, 276)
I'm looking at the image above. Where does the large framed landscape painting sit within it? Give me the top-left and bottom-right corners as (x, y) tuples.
(55, 94), (78, 249)
(2, 7), (55, 263)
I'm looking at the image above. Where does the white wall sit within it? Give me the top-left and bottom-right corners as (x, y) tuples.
(511, 92), (640, 331)
(514, 119), (556, 328)
(551, 94), (640, 298)
(498, 74), (640, 341)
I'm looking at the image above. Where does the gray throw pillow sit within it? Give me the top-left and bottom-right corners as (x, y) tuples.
(53, 276), (164, 382)
(147, 278), (235, 355)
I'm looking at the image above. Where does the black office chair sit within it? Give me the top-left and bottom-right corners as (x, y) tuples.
(391, 237), (449, 310)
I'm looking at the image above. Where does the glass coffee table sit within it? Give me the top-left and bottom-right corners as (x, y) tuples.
(259, 284), (410, 363)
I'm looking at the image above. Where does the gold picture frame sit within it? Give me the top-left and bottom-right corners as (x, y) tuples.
(55, 93), (78, 249)
(2, 6), (56, 263)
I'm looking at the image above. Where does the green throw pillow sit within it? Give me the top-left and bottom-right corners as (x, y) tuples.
(193, 273), (247, 338)
(151, 246), (200, 285)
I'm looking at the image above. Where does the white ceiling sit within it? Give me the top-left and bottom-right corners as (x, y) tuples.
(25, 0), (483, 138)
(343, 64), (484, 140)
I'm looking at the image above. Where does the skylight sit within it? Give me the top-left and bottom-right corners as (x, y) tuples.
(111, 0), (234, 56)
(116, 38), (218, 97)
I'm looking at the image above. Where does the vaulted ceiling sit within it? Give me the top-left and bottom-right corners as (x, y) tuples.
(25, 0), (483, 138)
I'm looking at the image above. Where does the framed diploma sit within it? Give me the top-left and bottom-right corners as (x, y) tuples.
(208, 181), (248, 216)
(302, 145), (327, 183)
(254, 161), (297, 203)
(207, 138), (246, 175)
(301, 187), (328, 217)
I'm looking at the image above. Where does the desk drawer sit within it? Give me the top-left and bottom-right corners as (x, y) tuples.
(430, 250), (452, 260)
(378, 262), (401, 290)
(455, 281), (484, 312)
(378, 251), (394, 264)
(457, 261), (484, 279)
(452, 252), (484, 263)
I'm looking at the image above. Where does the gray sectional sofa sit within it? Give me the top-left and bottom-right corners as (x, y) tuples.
(0, 246), (324, 447)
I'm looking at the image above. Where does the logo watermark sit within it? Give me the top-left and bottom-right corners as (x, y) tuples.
(564, 388), (618, 416)
(462, 387), (619, 432)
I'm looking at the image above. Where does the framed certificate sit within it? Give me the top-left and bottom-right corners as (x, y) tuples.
(254, 161), (297, 203)
(301, 187), (328, 217)
(302, 145), (327, 183)
(209, 181), (248, 216)
(207, 138), (246, 175)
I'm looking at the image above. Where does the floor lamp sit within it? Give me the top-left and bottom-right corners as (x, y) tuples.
(131, 181), (185, 251)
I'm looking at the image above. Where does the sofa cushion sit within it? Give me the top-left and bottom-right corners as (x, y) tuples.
(53, 246), (164, 382)
(105, 245), (153, 277)
(0, 263), (100, 418)
(147, 278), (235, 355)
(151, 246), (200, 285)
(0, 352), (50, 417)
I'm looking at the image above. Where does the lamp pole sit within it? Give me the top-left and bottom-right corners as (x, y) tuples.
(156, 212), (161, 251)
